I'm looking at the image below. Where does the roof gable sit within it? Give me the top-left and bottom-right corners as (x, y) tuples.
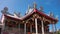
(21, 9), (58, 22)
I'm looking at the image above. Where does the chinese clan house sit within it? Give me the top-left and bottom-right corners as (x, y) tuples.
(0, 3), (58, 34)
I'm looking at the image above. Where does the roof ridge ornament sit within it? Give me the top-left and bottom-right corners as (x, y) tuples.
(27, 5), (30, 13)
(1, 7), (8, 14)
(28, 5), (30, 10)
(49, 12), (54, 17)
(17, 12), (21, 17)
(25, 5), (30, 14)
(40, 6), (43, 11)
(39, 6), (44, 13)
(4, 7), (8, 12)
(14, 11), (21, 17)
(34, 2), (37, 9)
(14, 11), (17, 17)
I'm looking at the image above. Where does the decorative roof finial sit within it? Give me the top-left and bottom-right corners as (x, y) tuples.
(49, 12), (54, 17)
(34, 2), (37, 9)
(25, 5), (30, 14)
(4, 7), (8, 12)
(1, 7), (8, 14)
(39, 6), (44, 12)
(14, 11), (21, 17)
(28, 5), (30, 10)
(14, 11), (18, 17)
(40, 6), (43, 11)
(17, 12), (21, 17)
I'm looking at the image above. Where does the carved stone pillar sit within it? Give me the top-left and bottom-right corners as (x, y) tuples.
(35, 18), (38, 34)
(2, 14), (5, 30)
(24, 23), (26, 34)
(19, 23), (20, 34)
(52, 22), (55, 34)
(30, 24), (32, 34)
(55, 24), (57, 34)
(41, 18), (44, 34)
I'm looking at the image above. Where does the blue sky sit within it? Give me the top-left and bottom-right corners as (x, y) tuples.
(0, 0), (60, 31)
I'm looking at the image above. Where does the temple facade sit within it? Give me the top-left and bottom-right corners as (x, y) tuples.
(0, 3), (58, 34)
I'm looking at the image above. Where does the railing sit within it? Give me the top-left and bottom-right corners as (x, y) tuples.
(1, 27), (53, 34)
(2, 27), (24, 34)
(32, 32), (52, 34)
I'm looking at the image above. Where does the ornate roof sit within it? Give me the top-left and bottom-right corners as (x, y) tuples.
(3, 8), (58, 22)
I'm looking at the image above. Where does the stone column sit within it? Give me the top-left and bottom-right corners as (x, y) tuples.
(41, 19), (44, 34)
(1, 14), (5, 30)
(24, 23), (26, 34)
(35, 18), (38, 34)
(19, 23), (20, 34)
(52, 22), (55, 34)
(55, 24), (57, 34)
(55, 24), (57, 31)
